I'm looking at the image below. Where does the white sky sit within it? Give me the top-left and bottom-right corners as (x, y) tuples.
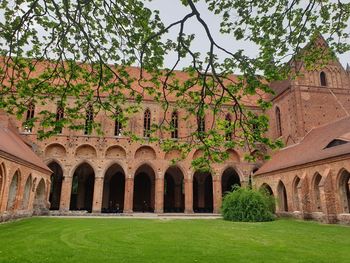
(146, 0), (350, 69)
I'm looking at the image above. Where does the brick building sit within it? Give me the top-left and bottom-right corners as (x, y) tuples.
(0, 36), (350, 223)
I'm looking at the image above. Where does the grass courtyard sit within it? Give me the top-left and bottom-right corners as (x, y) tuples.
(0, 218), (349, 263)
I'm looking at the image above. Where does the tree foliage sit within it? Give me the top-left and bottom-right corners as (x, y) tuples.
(0, 0), (349, 170)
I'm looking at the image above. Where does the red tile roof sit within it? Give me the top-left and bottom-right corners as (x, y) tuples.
(255, 116), (350, 175)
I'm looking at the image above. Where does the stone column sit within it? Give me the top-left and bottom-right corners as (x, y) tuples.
(123, 177), (134, 213)
(213, 177), (222, 214)
(60, 176), (72, 211)
(154, 177), (164, 213)
(184, 178), (193, 213)
(92, 177), (104, 213)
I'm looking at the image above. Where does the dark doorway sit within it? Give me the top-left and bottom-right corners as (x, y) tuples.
(102, 164), (125, 213)
(133, 164), (155, 212)
(70, 163), (95, 212)
(48, 162), (63, 210)
(193, 172), (213, 213)
(164, 166), (184, 213)
(221, 167), (241, 195)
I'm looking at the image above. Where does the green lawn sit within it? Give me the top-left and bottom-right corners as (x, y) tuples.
(0, 218), (349, 263)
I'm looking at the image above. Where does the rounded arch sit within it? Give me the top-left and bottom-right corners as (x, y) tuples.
(102, 163), (126, 213)
(277, 180), (288, 212)
(33, 179), (47, 215)
(311, 173), (323, 212)
(320, 71), (327, 86)
(70, 162), (95, 212)
(193, 149), (204, 160)
(7, 169), (20, 211)
(292, 176), (301, 211)
(21, 174), (32, 210)
(221, 167), (241, 195)
(44, 143), (67, 158)
(134, 146), (156, 160)
(133, 163), (156, 212)
(105, 145), (127, 159)
(164, 166), (185, 213)
(165, 150), (182, 160)
(75, 144), (97, 158)
(225, 149), (240, 163)
(337, 169), (350, 213)
(48, 161), (63, 210)
(193, 171), (213, 213)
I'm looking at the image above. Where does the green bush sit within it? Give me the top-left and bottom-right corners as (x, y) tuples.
(221, 187), (275, 222)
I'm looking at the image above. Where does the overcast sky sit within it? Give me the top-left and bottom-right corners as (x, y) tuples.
(146, 0), (350, 70)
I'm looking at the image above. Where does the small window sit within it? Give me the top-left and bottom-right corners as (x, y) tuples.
(197, 115), (205, 136)
(275, 107), (282, 137)
(24, 102), (35, 132)
(84, 104), (93, 135)
(114, 108), (123, 136)
(171, 111), (178, 139)
(144, 108), (151, 137)
(320, 71), (327, 86)
(56, 105), (64, 133)
(225, 114), (232, 141)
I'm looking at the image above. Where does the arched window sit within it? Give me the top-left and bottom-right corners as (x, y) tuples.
(24, 102), (35, 132)
(197, 116), (205, 134)
(114, 108), (123, 136)
(84, 104), (93, 135)
(171, 111), (178, 139)
(320, 71), (327, 86)
(225, 114), (232, 141)
(56, 105), (64, 133)
(275, 107), (282, 137)
(144, 108), (151, 137)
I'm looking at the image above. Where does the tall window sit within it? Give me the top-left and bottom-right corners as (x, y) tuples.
(56, 105), (64, 134)
(114, 108), (123, 136)
(144, 108), (151, 137)
(84, 104), (93, 135)
(225, 114), (232, 141)
(275, 107), (282, 137)
(320, 71), (327, 86)
(171, 111), (178, 139)
(197, 115), (205, 136)
(24, 102), (35, 132)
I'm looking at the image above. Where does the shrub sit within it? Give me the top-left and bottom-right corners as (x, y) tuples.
(221, 187), (275, 222)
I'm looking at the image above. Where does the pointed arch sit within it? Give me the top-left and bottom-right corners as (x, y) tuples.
(164, 166), (184, 212)
(133, 164), (156, 212)
(0, 163), (5, 205)
(337, 169), (350, 213)
(292, 176), (301, 211)
(275, 107), (282, 137)
(56, 104), (64, 133)
(312, 173), (323, 212)
(48, 161), (63, 210)
(225, 113), (232, 141)
(260, 183), (274, 196)
(193, 171), (213, 213)
(143, 108), (151, 137)
(114, 107), (123, 136)
(7, 170), (20, 211)
(24, 102), (35, 132)
(171, 111), (179, 139)
(221, 167), (241, 195)
(33, 179), (47, 215)
(277, 180), (288, 212)
(84, 104), (94, 135)
(22, 175), (32, 210)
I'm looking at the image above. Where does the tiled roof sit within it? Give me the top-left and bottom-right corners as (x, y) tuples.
(255, 116), (350, 175)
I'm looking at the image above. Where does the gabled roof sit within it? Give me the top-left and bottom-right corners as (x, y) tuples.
(0, 112), (51, 174)
(255, 116), (350, 175)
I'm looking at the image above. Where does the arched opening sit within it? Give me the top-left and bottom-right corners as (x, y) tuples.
(56, 104), (64, 133)
(221, 167), (241, 195)
(70, 163), (95, 212)
(24, 102), (35, 132)
(275, 107), (282, 137)
(144, 108), (151, 137)
(0, 163), (5, 202)
(7, 171), (20, 211)
(21, 175), (32, 210)
(48, 162), (63, 210)
(339, 170), (350, 213)
(102, 164), (125, 213)
(277, 181), (288, 212)
(320, 71), (327, 86)
(313, 173), (322, 212)
(293, 176), (301, 211)
(114, 108), (123, 136)
(193, 171), (213, 213)
(164, 166), (184, 213)
(133, 164), (155, 212)
(33, 179), (47, 215)
(84, 104), (94, 135)
(260, 183), (274, 196)
(171, 111), (179, 139)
